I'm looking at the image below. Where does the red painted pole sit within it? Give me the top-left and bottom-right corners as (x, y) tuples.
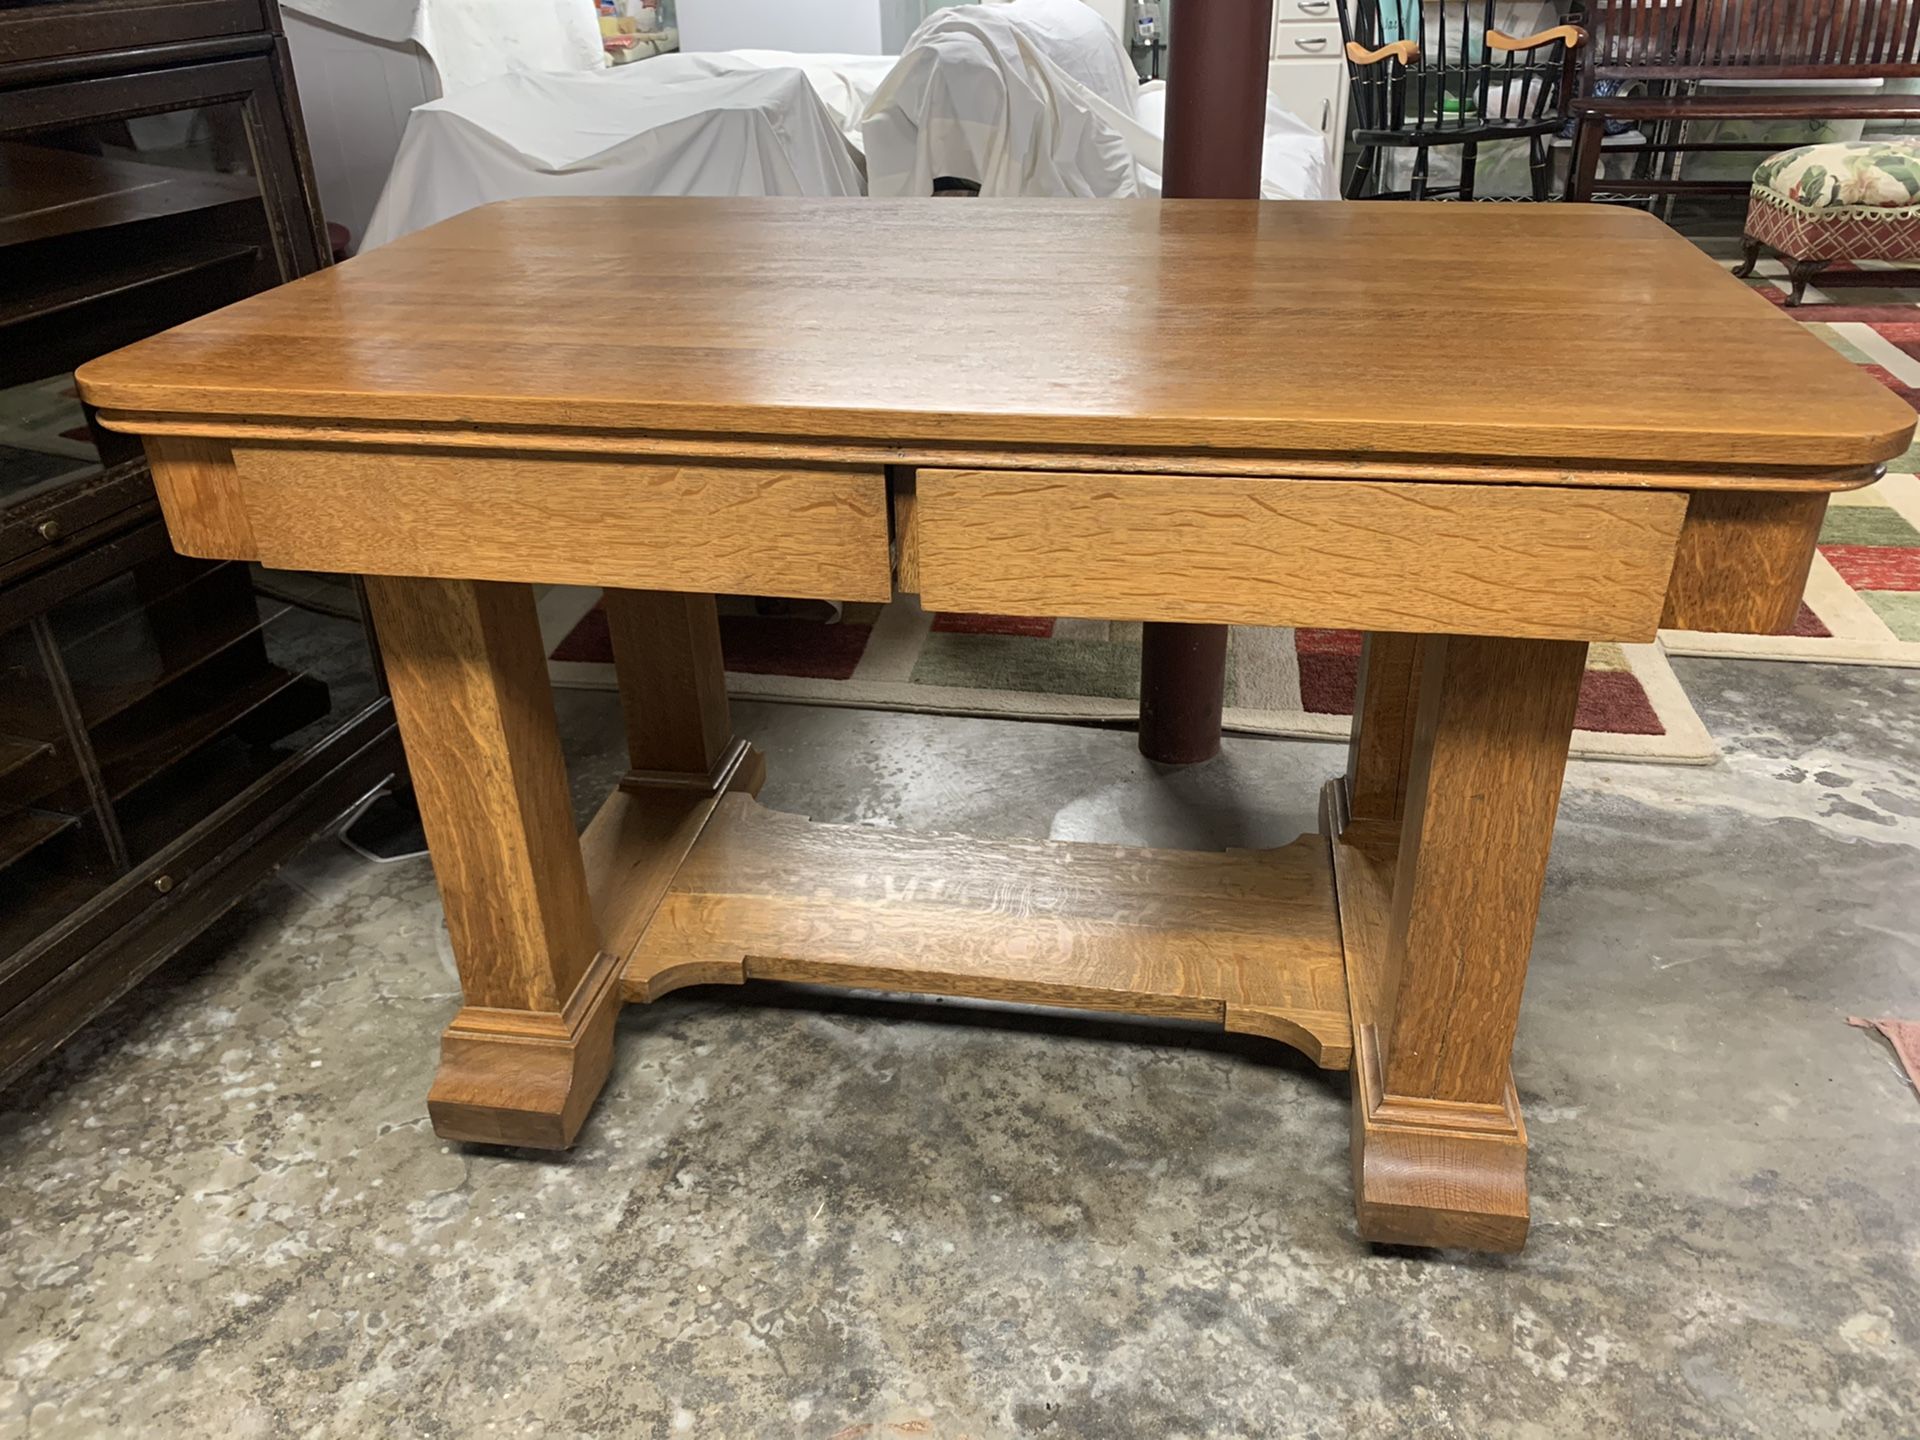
(1138, 0), (1273, 765)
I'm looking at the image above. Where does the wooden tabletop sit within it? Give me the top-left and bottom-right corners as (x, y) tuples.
(77, 197), (1914, 471)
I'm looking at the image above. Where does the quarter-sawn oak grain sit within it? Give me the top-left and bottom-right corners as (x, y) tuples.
(78, 197), (1913, 471)
(914, 471), (1687, 641)
(81, 195), (1918, 1254)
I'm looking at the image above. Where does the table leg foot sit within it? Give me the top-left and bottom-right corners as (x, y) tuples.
(1350, 1025), (1529, 1253)
(1333, 632), (1583, 1255)
(428, 949), (624, 1149)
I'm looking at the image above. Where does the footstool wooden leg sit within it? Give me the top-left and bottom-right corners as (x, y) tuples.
(1732, 233), (1764, 279)
(1787, 257), (1832, 307)
(365, 575), (618, 1149)
(1347, 634), (1587, 1252)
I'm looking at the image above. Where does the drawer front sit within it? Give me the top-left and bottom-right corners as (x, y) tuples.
(912, 470), (1688, 642)
(1276, 0), (1339, 27)
(1273, 20), (1341, 60)
(230, 445), (895, 601)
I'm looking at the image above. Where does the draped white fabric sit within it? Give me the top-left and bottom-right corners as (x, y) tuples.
(360, 66), (865, 250)
(356, 0), (1335, 249)
(860, 0), (1144, 197)
(281, 0), (606, 93)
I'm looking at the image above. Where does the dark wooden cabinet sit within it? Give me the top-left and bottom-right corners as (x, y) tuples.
(0, 0), (402, 1086)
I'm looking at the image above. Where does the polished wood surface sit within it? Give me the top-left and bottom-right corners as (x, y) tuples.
(103, 415), (1891, 491)
(624, 795), (1354, 1068)
(914, 470), (1687, 641)
(1347, 38), (1420, 64)
(77, 198), (1913, 470)
(84, 195), (1918, 1254)
(1488, 24), (1585, 51)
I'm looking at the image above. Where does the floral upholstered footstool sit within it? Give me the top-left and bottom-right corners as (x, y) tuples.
(1735, 139), (1920, 306)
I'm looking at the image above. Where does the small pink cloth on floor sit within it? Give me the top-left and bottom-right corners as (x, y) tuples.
(1850, 1017), (1920, 1092)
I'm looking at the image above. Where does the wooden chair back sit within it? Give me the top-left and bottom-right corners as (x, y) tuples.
(1578, 0), (1920, 81)
(1338, 1), (1581, 136)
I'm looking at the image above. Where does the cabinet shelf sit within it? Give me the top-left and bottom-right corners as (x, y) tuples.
(71, 598), (293, 727)
(0, 806), (78, 871)
(98, 664), (330, 802)
(0, 734), (53, 782)
(0, 242), (259, 333)
(0, 141), (261, 250)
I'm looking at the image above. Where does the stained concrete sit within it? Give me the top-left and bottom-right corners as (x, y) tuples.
(3, 656), (1917, 1439)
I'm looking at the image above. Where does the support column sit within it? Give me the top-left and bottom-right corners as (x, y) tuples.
(1349, 633), (1588, 1251)
(603, 589), (764, 796)
(1345, 632), (1427, 832)
(365, 575), (619, 1149)
(1137, 0), (1273, 765)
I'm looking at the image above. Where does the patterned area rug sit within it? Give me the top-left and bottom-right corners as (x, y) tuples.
(548, 592), (1717, 765)
(1674, 246), (1920, 666)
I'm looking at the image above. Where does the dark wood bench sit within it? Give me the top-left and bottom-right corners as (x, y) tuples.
(1566, 0), (1920, 203)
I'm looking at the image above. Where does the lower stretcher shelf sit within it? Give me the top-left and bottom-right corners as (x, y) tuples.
(611, 793), (1354, 1069)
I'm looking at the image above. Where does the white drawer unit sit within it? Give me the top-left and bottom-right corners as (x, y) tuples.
(1270, 2), (1350, 173)
(1277, 0), (1339, 24)
(1275, 20), (1341, 59)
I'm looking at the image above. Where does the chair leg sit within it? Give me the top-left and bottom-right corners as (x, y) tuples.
(1731, 234), (1765, 279)
(1346, 144), (1378, 200)
(1529, 134), (1550, 201)
(1787, 258), (1831, 307)
(1459, 143), (1479, 202)
(1410, 147), (1431, 202)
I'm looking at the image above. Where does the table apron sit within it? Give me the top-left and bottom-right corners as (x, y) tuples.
(141, 437), (1830, 642)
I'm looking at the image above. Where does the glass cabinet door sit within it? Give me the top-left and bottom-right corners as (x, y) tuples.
(0, 55), (382, 969)
(1, 96), (280, 557)
(0, 609), (120, 970)
(1, 50), (326, 572)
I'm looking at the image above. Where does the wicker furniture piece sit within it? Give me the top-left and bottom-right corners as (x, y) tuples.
(1734, 140), (1920, 306)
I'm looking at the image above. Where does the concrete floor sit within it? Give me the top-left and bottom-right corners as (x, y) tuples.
(2, 655), (1917, 1438)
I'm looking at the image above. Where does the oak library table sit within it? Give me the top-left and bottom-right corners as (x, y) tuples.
(78, 199), (1913, 1254)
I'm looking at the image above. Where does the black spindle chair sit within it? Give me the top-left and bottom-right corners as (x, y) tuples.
(1337, 2), (1588, 200)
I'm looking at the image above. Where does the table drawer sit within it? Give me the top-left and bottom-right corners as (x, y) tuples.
(223, 444), (894, 600)
(1275, 0), (1338, 26)
(911, 469), (1687, 642)
(1274, 19), (1340, 59)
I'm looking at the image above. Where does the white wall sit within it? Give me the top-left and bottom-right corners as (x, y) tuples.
(1081, 0), (1127, 40)
(284, 10), (440, 250)
(677, 0), (887, 53)
(680, 0), (1128, 55)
